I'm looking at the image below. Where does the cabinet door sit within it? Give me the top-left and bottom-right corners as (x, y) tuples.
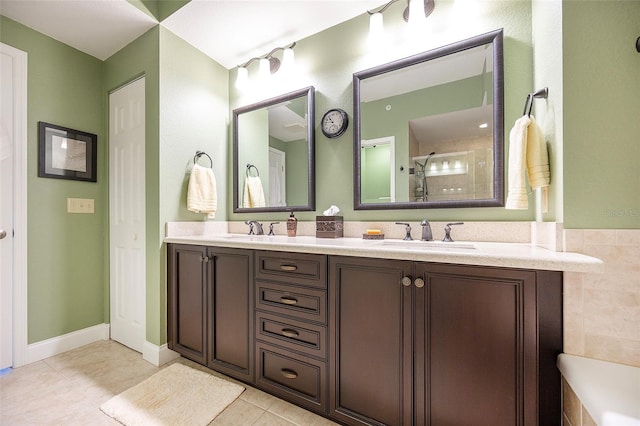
(414, 263), (539, 426)
(167, 244), (208, 365)
(329, 256), (413, 426)
(207, 247), (254, 382)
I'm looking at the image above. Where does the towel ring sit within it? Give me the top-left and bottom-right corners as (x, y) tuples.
(194, 151), (213, 168)
(246, 163), (260, 177)
(523, 87), (549, 117)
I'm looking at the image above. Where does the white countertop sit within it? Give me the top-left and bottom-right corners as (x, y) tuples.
(164, 234), (603, 272)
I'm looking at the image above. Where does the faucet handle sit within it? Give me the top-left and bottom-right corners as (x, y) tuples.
(268, 222), (280, 236)
(395, 222), (413, 241)
(443, 222), (464, 242)
(244, 220), (255, 235)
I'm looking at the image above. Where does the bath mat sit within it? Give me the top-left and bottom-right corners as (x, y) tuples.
(100, 363), (244, 426)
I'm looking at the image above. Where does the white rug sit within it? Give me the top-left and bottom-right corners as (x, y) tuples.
(100, 363), (244, 426)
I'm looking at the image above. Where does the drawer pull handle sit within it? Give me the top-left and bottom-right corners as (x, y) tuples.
(281, 368), (298, 379)
(280, 264), (298, 271)
(281, 328), (299, 338)
(280, 296), (298, 305)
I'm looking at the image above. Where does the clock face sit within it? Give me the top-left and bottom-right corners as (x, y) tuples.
(321, 109), (348, 138)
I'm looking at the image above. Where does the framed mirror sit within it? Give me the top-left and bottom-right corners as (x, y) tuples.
(354, 29), (504, 210)
(233, 86), (315, 213)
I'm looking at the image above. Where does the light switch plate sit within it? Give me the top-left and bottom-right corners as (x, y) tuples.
(67, 198), (95, 214)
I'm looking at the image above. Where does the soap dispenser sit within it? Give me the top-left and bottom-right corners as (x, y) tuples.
(287, 211), (298, 237)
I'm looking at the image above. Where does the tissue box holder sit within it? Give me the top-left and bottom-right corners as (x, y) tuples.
(316, 216), (343, 238)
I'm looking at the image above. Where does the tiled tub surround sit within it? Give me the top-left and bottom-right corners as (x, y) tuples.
(559, 229), (640, 426)
(563, 229), (640, 367)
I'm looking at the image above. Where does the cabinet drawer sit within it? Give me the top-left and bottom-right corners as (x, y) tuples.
(256, 281), (327, 324)
(256, 251), (326, 288)
(256, 343), (327, 414)
(256, 311), (327, 359)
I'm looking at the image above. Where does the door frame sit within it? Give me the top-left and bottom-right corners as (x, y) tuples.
(268, 147), (286, 206)
(361, 136), (396, 202)
(1, 43), (28, 368)
(108, 76), (146, 353)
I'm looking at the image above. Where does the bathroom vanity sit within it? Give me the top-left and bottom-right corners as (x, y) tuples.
(165, 235), (601, 426)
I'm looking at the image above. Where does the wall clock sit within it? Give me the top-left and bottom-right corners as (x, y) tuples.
(321, 108), (348, 139)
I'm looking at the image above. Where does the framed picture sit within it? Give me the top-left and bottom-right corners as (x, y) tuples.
(38, 122), (97, 182)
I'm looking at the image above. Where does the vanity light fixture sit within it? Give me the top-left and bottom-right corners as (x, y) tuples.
(367, 0), (435, 42)
(235, 42), (296, 90)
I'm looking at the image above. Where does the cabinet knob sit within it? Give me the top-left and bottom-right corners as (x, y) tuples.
(281, 328), (300, 338)
(279, 296), (298, 305)
(401, 276), (412, 287)
(202, 256), (209, 263)
(415, 277), (425, 288)
(280, 368), (298, 379)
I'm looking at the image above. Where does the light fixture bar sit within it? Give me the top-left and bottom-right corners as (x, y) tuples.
(367, 0), (435, 21)
(237, 42), (297, 70)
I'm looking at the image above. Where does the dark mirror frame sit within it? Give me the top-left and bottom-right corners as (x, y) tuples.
(353, 29), (504, 210)
(233, 86), (316, 213)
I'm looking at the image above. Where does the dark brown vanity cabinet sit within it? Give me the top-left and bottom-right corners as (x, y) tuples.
(167, 244), (254, 383)
(329, 257), (562, 426)
(254, 251), (329, 415)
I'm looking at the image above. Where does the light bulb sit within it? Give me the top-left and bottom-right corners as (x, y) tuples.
(235, 66), (248, 90)
(281, 47), (295, 73)
(258, 58), (270, 80)
(408, 0), (426, 27)
(368, 12), (384, 48)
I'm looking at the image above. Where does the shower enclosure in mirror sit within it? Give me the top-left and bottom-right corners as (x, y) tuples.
(233, 86), (315, 213)
(354, 29), (504, 210)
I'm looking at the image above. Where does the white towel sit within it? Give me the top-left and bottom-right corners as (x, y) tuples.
(526, 116), (550, 189)
(243, 176), (266, 208)
(505, 115), (550, 210)
(505, 115), (532, 209)
(187, 164), (217, 217)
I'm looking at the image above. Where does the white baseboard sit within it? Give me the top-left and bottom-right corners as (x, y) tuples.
(142, 341), (180, 366)
(26, 323), (110, 365)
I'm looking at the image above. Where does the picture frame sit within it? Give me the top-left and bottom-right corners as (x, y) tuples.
(38, 122), (97, 182)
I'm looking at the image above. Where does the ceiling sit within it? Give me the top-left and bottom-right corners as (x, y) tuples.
(1, 0), (388, 68)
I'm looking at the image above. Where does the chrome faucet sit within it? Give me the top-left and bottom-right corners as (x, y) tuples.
(420, 220), (433, 241)
(245, 220), (264, 235)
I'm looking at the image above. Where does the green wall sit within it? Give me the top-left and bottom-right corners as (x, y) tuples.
(229, 0), (535, 223)
(1, 16), (106, 343)
(562, 0), (640, 229)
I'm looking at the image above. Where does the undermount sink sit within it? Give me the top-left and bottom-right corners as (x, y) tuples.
(224, 234), (274, 240)
(378, 240), (476, 250)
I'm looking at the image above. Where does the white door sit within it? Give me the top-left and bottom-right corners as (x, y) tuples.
(268, 147), (286, 206)
(109, 77), (146, 353)
(0, 43), (27, 369)
(0, 48), (16, 370)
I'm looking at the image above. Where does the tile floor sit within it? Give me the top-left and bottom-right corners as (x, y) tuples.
(0, 340), (338, 425)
